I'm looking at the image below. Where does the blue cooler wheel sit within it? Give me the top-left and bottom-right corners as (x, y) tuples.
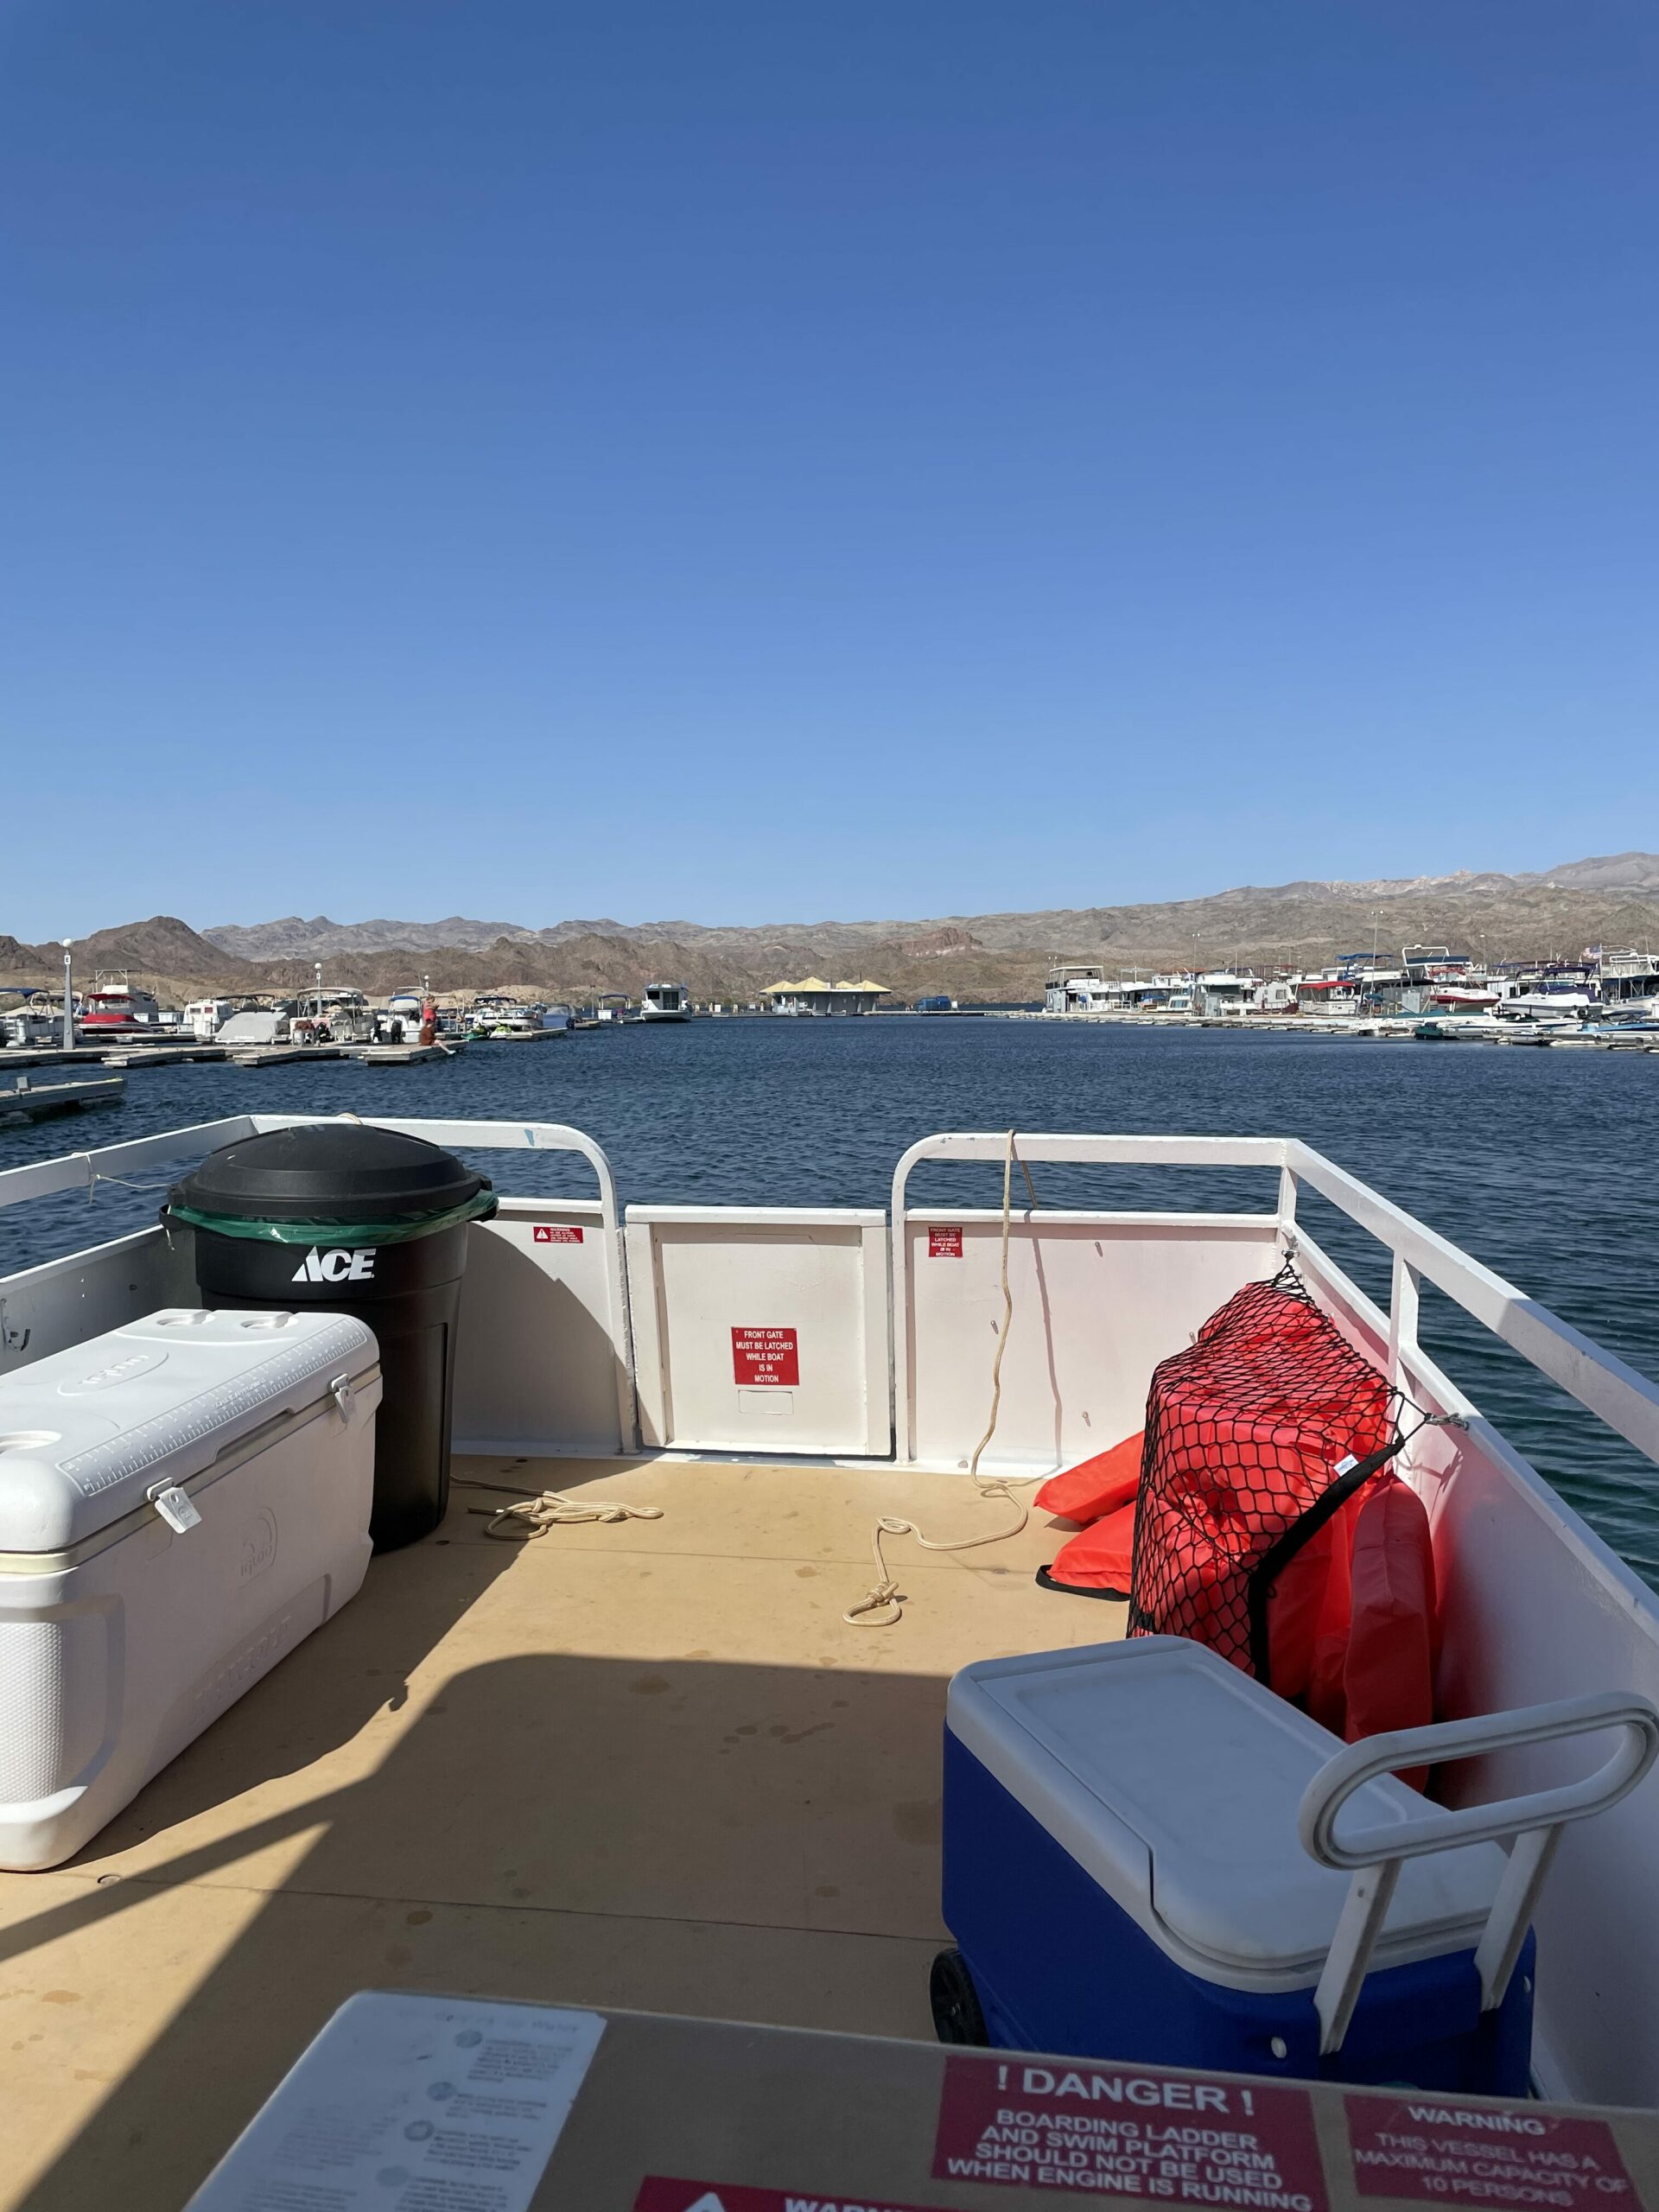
(930, 1948), (988, 2046)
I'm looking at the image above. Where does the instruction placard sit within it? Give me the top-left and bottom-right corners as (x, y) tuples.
(732, 1326), (800, 1386)
(533, 1224), (584, 1244)
(186, 1991), (604, 2211)
(635, 2183), (957, 2212)
(928, 1226), (964, 1258)
(933, 2055), (1328, 2209)
(1345, 2095), (1639, 2209)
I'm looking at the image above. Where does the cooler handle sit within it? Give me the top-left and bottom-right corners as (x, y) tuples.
(1297, 1692), (1659, 2056)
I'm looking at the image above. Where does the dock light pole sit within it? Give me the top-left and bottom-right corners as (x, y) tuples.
(60, 941), (73, 1051)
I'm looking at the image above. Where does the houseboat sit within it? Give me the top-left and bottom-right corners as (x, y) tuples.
(640, 982), (692, 1021)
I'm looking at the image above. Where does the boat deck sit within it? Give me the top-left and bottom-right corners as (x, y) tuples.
(0, 1453), (1119, 2210)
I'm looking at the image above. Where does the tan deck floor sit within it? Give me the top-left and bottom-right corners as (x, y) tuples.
(0, 1454), (1124, 2210)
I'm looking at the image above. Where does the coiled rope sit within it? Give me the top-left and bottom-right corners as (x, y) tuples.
(843, 1129), (1044, 1627)
(458, 1475), (664, 1541)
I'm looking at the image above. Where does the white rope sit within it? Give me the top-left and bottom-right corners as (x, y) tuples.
(844, 1129), (1044, 1627)
(472, 1487), (665, 1541)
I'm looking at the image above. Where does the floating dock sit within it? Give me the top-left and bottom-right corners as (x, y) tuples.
(227, 1046), (346, 1068)
(0, 1072), (125, 1125)
(353, 1042), (455, 1065)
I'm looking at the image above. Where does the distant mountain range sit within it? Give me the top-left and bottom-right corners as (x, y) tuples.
(197, 851), (1659, 967)
(3, 853), (1656, 1004)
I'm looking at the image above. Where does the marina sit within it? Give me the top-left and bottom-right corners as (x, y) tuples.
(6, 6), (1656, 2206)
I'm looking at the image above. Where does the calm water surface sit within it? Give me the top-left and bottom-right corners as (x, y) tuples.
(4, 1020), (1656, 1586)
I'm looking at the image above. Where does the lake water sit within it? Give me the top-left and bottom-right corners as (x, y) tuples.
(4, 1018), (1656, 1586)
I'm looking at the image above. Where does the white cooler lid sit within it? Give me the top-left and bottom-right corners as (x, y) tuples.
(947, 1637), (1507, 1987)
(0, 1310), (378, 1554)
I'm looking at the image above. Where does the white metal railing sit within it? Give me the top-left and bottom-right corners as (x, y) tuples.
(1281, 1139), (1659, 1467)
(6, 1120), (1658, 1483)
(1300, 1693), (1659, 2054)
(890, 1132), (1659, 1478)
(0, 1114), (637, 1450)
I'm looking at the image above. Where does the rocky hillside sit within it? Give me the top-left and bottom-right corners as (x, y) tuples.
(5, 855), (1657, 1007)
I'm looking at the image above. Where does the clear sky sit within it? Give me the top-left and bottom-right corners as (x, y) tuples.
(3, 2), (1656, 940)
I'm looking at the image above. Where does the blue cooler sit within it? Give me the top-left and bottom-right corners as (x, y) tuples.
(941, 1637), (1534, 2091)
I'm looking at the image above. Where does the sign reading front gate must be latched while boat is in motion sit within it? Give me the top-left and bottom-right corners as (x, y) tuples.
(731, 1326), (800, 1386)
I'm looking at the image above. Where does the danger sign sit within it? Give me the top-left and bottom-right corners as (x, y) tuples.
(732, 1327), (799, 1387)
(933, 2056), (1328, 2209)
(533, 1224), (584, 1244)
(928, 1226), (963, 1258)
(1344, 2095), (1637, 2209)
(634, 2184), (957, 2212)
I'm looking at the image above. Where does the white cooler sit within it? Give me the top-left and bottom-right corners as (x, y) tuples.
(0, 1308), (382, 1870)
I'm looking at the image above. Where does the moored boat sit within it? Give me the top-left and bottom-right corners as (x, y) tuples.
(639, 982), (692, 1021)
(77, 976), (162, 1037)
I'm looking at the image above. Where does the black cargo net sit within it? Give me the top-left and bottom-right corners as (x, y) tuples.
(1127, 1266), (1402, 1685)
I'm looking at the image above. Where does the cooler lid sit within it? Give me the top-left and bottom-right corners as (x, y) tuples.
(166, 1123), (490, 1226)
(946, 1637), (1507, 1986)
(0, 1310), (378, 1554)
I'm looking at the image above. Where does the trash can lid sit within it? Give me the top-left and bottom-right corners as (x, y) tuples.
(166, 1122), (492, 1228)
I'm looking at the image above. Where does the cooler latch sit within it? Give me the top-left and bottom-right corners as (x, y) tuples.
(148, 1483), (202, 1535)
(329, 1373), (357, 1421)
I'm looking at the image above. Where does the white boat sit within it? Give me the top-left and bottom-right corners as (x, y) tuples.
(0, 993), (62, 1049)
(291, 988), (376, 1046)
(1596, 950), (1659, 1023)
(77, 977), (162, 1038)
(213, 1003), (292, 1047)
(380, 989), (426, 1039)
(2, 1109), (1659, 2188)
(183, 996), (242, 1042)
(1044, 966), (1190, 1015)
(639, 982), (692, 1021)
(1045, 964), (1119, 1014)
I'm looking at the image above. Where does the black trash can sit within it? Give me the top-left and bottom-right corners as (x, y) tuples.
(164, 1124), (497, 1550)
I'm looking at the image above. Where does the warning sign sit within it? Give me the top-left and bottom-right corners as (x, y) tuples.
(933, 2056), (1328, 2209)
(1345, 2096), (1638, 2209)
(732, 1326), (799, 1387)
(533, 1224), (584, 1244)
(634, 2182), (957, 2212)
(928, 1226), (964, 1259)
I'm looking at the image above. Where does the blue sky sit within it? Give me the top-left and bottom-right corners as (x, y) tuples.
(3, 2), (1656, 940)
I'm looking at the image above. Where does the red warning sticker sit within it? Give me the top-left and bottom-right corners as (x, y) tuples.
(1344, 2094), (1637, 2208)
(731, 1326), (799, 1387)
(932, 2055), (1328, 2209)
(532, 1224), (584, 1244)
(928, 1226), (964, 1258)
(635, 2183), (955, 2212)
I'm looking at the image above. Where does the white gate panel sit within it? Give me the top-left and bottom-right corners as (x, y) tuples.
(0, 1226), (200, 1377)
(905, 1211), (1281, 1471)
(453, 1199), (632, 1456)
(627, 1207), (889, 1455)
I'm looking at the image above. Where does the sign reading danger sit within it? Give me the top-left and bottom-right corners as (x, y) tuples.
(933, 2056), (1328, 2209)
(732, 1326), (799, 1387)
(533, 1224), (584, 1244)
